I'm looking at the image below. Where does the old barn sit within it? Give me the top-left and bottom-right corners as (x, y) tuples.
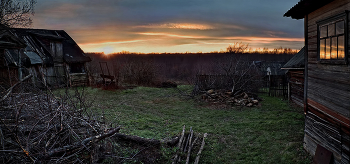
(0, 28), (91, 88)
(285, 0), (350, 163)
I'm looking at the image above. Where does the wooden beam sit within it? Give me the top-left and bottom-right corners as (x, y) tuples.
(304, 14), (309, 114)
(308, 98), (350, 129)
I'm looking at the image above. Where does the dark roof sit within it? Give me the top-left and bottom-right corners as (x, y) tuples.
(56, 31), (91, 63)
(284, 0), (335, 19)
(282, 47), (305, 69)
(0, 30), (26, 49)
(9, 28), (91, 64)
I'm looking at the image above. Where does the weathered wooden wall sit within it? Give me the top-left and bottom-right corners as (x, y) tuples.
(305, 0), (350, 163)
(69, 73), (89, 87)
(287, 70), (304, 107)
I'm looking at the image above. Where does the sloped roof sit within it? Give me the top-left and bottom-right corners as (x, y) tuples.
(0, 30), (26, 49)
(282, 47), (305, 69)
(56, 31), (91, 63)
(284, 0), (334, 19)
(9, 28), (91, 64)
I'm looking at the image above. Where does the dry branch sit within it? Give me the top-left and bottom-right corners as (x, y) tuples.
(194, 133), (208, 164)
(172, 125), (186, 164)
(185, 128), (194, 164)
(0, 74), (33, 102)
(40, 127), (120, 160)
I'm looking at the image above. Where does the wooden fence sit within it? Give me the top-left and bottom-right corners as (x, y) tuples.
(265, 75), (288, 99)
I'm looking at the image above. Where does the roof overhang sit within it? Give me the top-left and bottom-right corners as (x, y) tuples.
(281, 68), (305, 70)
(284, 0), (335, 19)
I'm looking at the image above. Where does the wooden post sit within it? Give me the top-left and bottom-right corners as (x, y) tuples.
(288, 82), (290, 101)
(303, 14), (308, 114)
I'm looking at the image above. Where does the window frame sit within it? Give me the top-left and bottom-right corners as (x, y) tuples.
(317, 11), (349, 65)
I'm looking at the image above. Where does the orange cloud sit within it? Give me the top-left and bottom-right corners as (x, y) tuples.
(138, 32), (208, 39)
(222, 36), (304, 42)
(135, 23), (214, 30)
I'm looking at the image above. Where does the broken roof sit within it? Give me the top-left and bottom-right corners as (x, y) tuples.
(0, 30), (26, 49)
(282, 47), (305, 69)
(9, 28), (91, 64)
(284, 0), (334, 19)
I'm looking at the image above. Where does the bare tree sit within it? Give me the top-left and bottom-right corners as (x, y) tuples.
(226, 42), (249, 54)
(215, 55), (263, 94)
(0, 0), (36, 28)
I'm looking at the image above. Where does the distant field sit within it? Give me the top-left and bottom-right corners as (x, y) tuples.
(79, 85), (311, 163)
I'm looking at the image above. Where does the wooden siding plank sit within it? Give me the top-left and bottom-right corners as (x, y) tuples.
(308, 65), (350, 84)
(307, 88), (350, 117)
(304, 111), (347, 161)
(308, 76), (350, 93)
(308, 98), (350, 128)
(308, 24), (317, 32)
(308, 0), (350, 24)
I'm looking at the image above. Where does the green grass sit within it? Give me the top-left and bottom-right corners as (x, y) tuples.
(69, 86), (311, 163)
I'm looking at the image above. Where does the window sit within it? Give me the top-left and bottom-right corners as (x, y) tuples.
(318, 12), (347, 62)
(69, 63), (85, 73)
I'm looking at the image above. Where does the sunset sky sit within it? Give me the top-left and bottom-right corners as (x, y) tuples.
(32, 0), (304, 54)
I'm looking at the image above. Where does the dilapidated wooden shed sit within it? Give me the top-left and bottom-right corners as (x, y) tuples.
(1, 28), (92, 88)
(282, 47), (305, 107)
(285, 0), (350, 163)
(0, 29), (28, 89)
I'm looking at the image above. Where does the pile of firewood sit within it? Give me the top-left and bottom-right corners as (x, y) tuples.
(201, 89), (261, 107)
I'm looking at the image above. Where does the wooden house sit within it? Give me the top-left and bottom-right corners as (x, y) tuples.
(282, 47), (305, 107)
(285, 0), (350, 163)
(5, 28), (92, 88)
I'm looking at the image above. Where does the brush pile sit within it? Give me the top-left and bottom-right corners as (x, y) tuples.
(0, 80), (208, 163)
(201, 89), (261, 107)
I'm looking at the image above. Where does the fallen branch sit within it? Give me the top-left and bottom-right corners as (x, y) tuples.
(113, 133), (179, 147)
(194, 133), (208, 164)
(40, 127), (121, 160)
(185, 128), (194, 164)
(172, 125), (186, 164)
(0, 74), (33, 102)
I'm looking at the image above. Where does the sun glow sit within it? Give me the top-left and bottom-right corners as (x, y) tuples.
(79, 35), (303, 54)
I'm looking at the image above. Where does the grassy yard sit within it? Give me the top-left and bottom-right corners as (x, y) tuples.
(73, 85), (311, 163)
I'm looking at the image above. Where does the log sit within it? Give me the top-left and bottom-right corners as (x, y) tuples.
(187, 135), (199, 164)
(184, 127), (192, 152)
(40, 127), (120, 159)
(113, 133), (179, 147)
(194, 133), (208, 164)
(185, 128), (194, 164)
(172, 125), (186, 164)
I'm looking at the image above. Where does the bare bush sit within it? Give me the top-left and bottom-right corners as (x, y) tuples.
(0, 76), (121, 163)
(194, 55), (263, 95)
(112, 55), (159, 86)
